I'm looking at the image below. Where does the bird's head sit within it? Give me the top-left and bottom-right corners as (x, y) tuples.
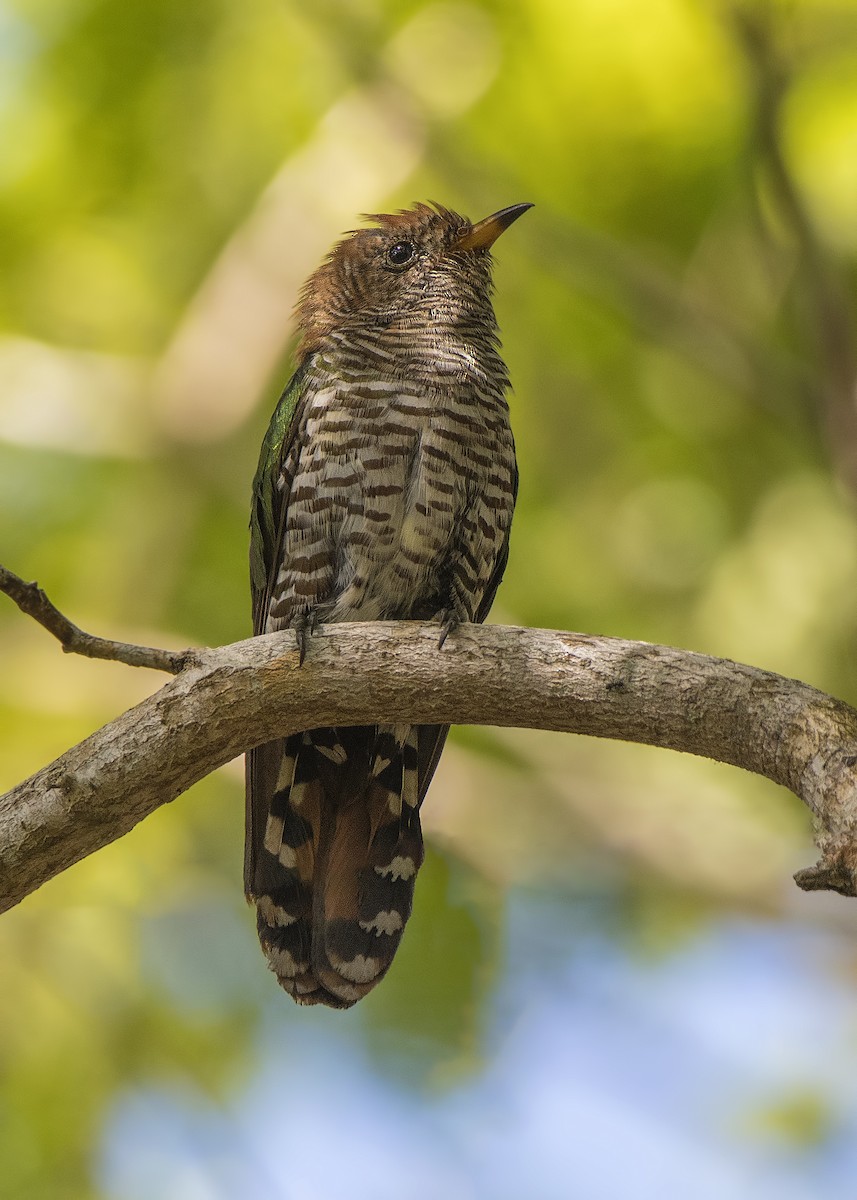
(294, 201), (532, 362)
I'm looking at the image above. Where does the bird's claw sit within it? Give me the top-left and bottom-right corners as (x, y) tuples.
(437, 609), (463, 649)
(293, 610), (319, 666)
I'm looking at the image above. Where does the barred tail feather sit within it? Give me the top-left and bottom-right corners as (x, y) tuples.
(248, 726), (424, 1009)
(315, 727), (424, 1004)
(252, 732), (322, 1002)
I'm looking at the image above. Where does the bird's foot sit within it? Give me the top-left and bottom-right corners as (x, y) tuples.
(292, 609), (319, 666)
(437, 608), (466, 649)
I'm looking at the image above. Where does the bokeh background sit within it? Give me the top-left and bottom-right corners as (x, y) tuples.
(3, 0), (857, 1196)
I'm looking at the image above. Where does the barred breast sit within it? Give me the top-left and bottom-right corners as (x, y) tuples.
(267, 346), (516, 630)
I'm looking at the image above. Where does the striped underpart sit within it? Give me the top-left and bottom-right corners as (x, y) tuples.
(248, 208), (517, 1007)
(270, 350), (513, 629)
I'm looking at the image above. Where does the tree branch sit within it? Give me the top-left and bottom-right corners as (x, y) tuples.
(0, 565), (191, 674)
(3, 622), (857, 913)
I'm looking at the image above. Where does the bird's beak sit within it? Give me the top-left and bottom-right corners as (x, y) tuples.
(453, 202), (534, 253)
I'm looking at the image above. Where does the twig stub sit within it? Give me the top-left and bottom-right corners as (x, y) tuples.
(0, 564), (190, 675)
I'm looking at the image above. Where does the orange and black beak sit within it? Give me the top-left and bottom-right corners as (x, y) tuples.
(454, 202), (533, 252)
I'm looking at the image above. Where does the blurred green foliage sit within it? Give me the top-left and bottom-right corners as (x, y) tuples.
(3, 0), (857, 1195)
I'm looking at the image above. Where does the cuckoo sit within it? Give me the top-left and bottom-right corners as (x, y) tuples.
(246, 200), (531, 1007)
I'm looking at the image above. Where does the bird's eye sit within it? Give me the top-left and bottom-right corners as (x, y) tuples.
(387, 241), (415, 267)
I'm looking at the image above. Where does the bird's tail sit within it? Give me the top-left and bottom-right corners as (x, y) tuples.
(247, 725), (424, 1008)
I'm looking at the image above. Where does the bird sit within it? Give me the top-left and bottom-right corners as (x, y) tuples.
(245, 199), (531, 1008)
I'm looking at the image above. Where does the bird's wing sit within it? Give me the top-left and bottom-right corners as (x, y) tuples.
(245, 363), (310, 893)
(249, 362), (309, 637)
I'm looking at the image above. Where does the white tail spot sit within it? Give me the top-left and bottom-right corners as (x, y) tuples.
(375, 855), (416, 881)
(359, 910), (403, 937)
(331, 953), (383, 984)
(263, 814), (284, 855)
(266, 946), (303, 978)
(290, 781), (310, 809)
(293, 977), (320, 996)
(274, 756), (296, 792)
(322, 978), (363, 1003)
(257, 896), (296, 928)
(402, 766), (419, 810)
(316, 743), (347, 765)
